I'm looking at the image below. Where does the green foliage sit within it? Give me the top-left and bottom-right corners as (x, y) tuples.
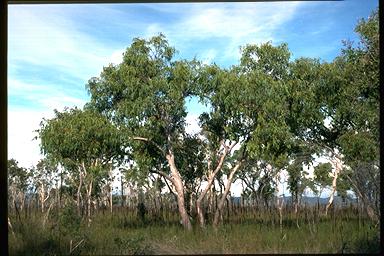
(38, 108), (124, 168)
(239, 43), (295, 168)
(37, 107), (125, 191)
(313, 163), (332, 188)
(8, 158), (30, 192)
(287, 160), (311, 200)
(86, 34), (199, 150)
(32, 158), (57, 191)
(174, 135), (205, 186)
(58, 204), (82, 236)
(240, 41), (290, 80)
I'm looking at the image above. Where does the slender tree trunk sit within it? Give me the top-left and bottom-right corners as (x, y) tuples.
(59, 167), (63, 209)
(273, 168), (284, 234)
(86, 179), (93, 227)
(110, 183), (113, 214)
(325, 157), (342, 216)
(166, 153), (192, 231)
(20, 193), (25, 212)
(77, 169), (83, 216)
(189, 192), (193, 216)
(121, 175), (124, 208)
(196, 145), (231, 228)
(317, 187), (323, 217)
(108, 166), (113, 214)
(40, 184), (45, 213)
(213, 160), (243, 228)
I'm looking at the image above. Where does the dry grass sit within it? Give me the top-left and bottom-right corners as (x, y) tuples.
(8, 207), (380, 255)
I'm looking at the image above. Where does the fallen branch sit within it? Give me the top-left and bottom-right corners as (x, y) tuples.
(69, 239), (85, 254)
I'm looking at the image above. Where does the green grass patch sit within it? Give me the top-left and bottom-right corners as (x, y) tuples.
(8, 209), (380, 255)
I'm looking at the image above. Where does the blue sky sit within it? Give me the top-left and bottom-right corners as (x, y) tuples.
(8, 0), (378, 176)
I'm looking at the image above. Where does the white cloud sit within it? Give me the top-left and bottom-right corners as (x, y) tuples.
(8, 78), (50, 93)
(108, 49), (125, 66)
(185, 113), (201, 135)
(7, 108), (54, 168)
(39, 95), (87, 112)
(160, 2), (303, 63)
(8, 6), (122, 82)
(8, 78), (87, 111)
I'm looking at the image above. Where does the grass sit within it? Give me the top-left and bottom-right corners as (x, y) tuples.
(8, 207), (380, 255)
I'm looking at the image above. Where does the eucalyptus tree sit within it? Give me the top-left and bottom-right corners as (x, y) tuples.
(209, 42), (295, 228)
(228, 41), (299, 230)
(284, 54), (343, 216)
(334, 9), (379, 222)
(313, 162), (333, 209)
(286, 144), (316, 216)
(286, 153), (317, 228)
(194, 65), (245, 228)
(8, 159), (31, 212)
(86, 34), (201, 230)
(37, 107), (124, 225)
(256, 169), (276, 209)
(174, 135), (205, 217)
(33, 158), (57, 213)
(308, 9), (379, 220)
(237, 160), (265, 206)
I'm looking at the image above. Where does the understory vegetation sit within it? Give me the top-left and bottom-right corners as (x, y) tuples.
(8, 205), (380, 255)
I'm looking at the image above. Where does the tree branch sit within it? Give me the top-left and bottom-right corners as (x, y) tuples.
(162, 176), (178, 199)
(132, 136), (166, 156)
(150, 169), (172, 183)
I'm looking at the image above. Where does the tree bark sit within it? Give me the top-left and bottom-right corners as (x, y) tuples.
(213, 160), (243, 228)
(325, 156), (342, 216)
(40, 183), (45, 213)
(133, 136), (192, 230)
(274, 168), (284, 234)
(59, 167), (63, 209)
(86, 179), (93, 227)
(77, 168), (83, 216)
(196, 142), (236, 228)
(110, 183), (113, 214)
(109, 166), (113, 213)
(166, 152), (192, 231)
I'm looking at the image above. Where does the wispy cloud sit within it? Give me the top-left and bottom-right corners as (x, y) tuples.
(8, 6), (116, 81)
(145, 2), (303, 65)
(8, 78), (87, 111)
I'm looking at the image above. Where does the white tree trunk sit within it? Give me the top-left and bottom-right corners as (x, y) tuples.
(274, 167), (284, 233)
(86, 178), (93, 227)
(77, 169), (83, 216)
(196, 142), (235, 228)
(213, 160), (243, 227)
(166, 152), (192, 230)
(325, 156), (342, 216)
